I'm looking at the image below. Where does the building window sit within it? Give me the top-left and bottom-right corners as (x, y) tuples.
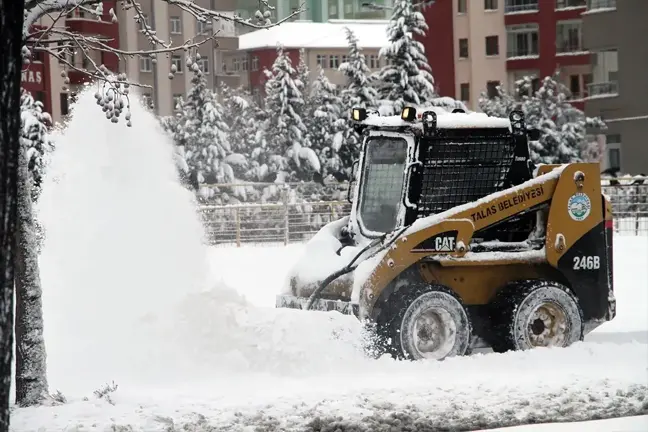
(342, 55), (349, 65)
(329, 55), (339, 69)
(198, 57), (209, 74)
(487, 80), (501, 98)
(316, 54), (327, 67)
(505, 0), (538, 13)
(233, 57), (239, 71)
(328, 3), (338, 18)
(583, 72), (593, 96)
(485, 0), (498, 10)
(241, 57), (248, 71)
(589, 49), (618, 96)
(252, 56), (259, 71)
(606, 134), (621, 169)
(460, 83), (470, 101)
(485, 36), (499, 56)
(197, 19), (211, 35)
(556, 20), (583, 53)
(170, 16), (181, 34)
(60, 93), (69, 116)
(368, 55), (379, 68)
(459, 38), (469, 58)
(587, 0), (616, 11)
(140, 57), (152, 72)
(142, 93), (153, 109)
(569, 74), (581, 98)
(458, 0), (467, 13)
(506, 23), (539, 57)
(171, 55), (183, 73)
(172, 94), (183, 111)
(556, 0), (586, 9)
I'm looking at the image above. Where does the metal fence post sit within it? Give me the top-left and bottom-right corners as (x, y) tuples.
(283, 189), (290, 246)
(235, 208), (241, 247)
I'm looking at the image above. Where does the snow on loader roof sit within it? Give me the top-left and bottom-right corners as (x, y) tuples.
(353, 104), (514, 130)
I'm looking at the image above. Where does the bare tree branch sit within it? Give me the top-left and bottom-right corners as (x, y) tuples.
(20, 0), (306, 125)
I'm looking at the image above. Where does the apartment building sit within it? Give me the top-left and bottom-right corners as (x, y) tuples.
(228, 20), (388, 103)
(582, 0), (648, 174)
(417, 0), (591, 111)
(235, 0), (393, 24)
(117, 0), (239, 117)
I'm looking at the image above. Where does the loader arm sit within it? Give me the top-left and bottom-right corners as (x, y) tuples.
(358, 162), (606, 318)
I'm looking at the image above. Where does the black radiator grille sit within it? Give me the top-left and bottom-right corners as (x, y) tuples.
(416, 133), (516, 218)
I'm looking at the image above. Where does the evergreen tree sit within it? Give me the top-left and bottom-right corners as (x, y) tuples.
(338, 27), (379, 179)
(218, 83), (253, 180)
(173, 58), (233, 188)
(19, 90), (54, 202)
(339, 27), (379, 111)
(375, 0), (436, 115)
(262, 45), (318, 182)
(306, 67), (346, 181)
(478, 72), (606, 164)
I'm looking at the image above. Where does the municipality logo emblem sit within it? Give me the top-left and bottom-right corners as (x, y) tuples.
(568, 193), (591, 221)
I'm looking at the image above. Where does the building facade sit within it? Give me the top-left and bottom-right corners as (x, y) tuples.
(418, 0), (590, 111)
(229, 20), (388, 104)
(582, 0), (648, 174)
(117, 0), (239, 117)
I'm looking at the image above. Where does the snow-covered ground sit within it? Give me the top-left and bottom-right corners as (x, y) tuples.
(9, 87), (647, 431)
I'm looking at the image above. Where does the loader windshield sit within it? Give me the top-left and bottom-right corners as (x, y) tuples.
(358, 136), (408, 234)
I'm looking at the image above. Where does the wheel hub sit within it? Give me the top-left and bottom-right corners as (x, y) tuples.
(411, 307), (456, 359)
(527, 302), (568, 347)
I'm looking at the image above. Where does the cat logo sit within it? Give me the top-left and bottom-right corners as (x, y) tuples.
(411, 230), (458, 253)
(434, 236), (456, 252)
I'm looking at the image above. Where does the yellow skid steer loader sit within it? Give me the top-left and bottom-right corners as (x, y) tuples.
(277, 105), (615, 361)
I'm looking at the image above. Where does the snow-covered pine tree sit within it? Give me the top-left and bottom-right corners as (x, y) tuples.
(262, 45), (318, 182)
(173, 57), (233, 191)
(337, 27), (379, 179)
(19, 90), (54, 202)
(375, 0), (437, 115)
(524, 72), (606, 164)
(296, 47), (311, 99)
(218, 83), (253, 180)
(478, 72), (605, 164)
(306, 67), (346, 182)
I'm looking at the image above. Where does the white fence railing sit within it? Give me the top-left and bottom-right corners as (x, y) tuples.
(198, 180), (647, 246)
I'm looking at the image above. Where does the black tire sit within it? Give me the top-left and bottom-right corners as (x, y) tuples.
(376, 282), (472, 361)
(489, 280), (584, 353)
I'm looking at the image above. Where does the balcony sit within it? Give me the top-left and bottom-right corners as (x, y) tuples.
(587, 81), (618, 97)
(505, 0), (539, 13)
(586, 0), (616, 12)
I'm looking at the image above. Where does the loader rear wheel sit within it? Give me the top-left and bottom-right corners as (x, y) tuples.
(381, 283), (472, 361)
(489, 280), (584, 353)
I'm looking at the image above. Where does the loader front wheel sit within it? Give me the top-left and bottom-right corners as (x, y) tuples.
(489, 280), (584, 353)
(384, 283), (472, 361)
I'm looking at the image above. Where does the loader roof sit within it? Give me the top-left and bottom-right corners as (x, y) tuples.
(360, 106), (512, 131)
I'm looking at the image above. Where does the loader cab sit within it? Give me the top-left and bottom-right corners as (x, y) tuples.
(348, 106), (538, 243)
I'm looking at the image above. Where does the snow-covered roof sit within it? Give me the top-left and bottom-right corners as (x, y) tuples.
(238, 20), (389, 51)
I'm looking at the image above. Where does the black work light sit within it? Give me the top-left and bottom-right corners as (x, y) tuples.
(401, 106), (417, 121)
(352, 107), (367, 121)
